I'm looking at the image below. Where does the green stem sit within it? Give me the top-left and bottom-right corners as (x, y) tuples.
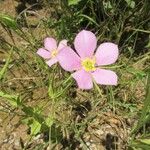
(93, 80), (103, 98)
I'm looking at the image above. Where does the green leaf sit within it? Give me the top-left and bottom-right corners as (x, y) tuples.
(22, 105), (44, 124)
(21, 118), (31, 125)
(30, 119), (41, 135)
(68, 0), (81, 6)
(45, 116), (54, 127)
(103, 1), (113, 9)
(124, 0), (135, 8)
(0, 13), (18, 30)
(79, 14), (99, 27)
(0, 91), (20, 107)
(128, 67), (146, 79)
(130, 140), (150, 149)
(139, 139), (150, 145)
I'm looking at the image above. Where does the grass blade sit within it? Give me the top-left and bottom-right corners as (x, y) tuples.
(0, 47), (13, 81)
(131, 70), (150, 135)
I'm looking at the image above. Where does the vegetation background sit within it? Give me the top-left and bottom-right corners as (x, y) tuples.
(0, 0), (150, 149)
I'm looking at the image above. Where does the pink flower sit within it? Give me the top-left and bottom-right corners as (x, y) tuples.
(37, 37), (67, 67)
(57, 30), (119, 90)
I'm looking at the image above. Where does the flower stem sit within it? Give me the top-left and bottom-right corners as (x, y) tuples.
(93, 80), (103, 98)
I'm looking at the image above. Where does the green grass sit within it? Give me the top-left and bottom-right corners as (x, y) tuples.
(0, 0), (150, 149)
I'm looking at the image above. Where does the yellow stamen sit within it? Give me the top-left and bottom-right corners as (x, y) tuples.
(81, 57), (96, 72)
(51, 49), (58, 58)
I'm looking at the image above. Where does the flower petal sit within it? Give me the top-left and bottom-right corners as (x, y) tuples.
(72, 69), (93, 89)
(95, 42), (119, 66)
(46, 57), (58, 67)
(44, 37), (57, 51)
(92, 68), (118, 85)
(37, 48), (51, 59)
(57, 46), (81, 71)
(58, 40), (68, 50)
(74, 30), (97, 58)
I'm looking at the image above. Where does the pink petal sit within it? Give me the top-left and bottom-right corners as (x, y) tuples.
(46, 57), (58, 67)
(44, 37), (57, 51)
(58, 40), (68, 50)
(72, 69), (93, 89)
(57, 46), (81, 71)
(92, 68), (118, 85)
(37, 48), (51, 59)
(74, 30), (97, 58)
(95, 42), (119, 66)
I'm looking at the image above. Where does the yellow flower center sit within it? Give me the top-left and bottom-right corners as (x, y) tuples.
(51, 49), (58, 58)
(81, 57), (96, 72)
